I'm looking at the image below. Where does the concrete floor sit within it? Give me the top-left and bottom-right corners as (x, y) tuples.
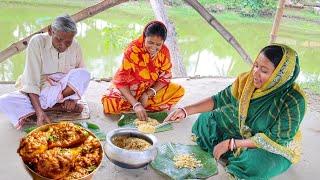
(0, 78), (319, 179)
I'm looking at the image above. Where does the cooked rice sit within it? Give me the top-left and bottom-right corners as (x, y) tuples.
(134, 117), (160, 126)
(191, 134), (198, 142)
(112, 135), (151, 151)
(137, 124), (156, 134)
(134, 117), (160, 134)
(173, 153), (202, 169)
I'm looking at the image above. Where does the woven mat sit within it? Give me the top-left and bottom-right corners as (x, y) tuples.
(28, 99), (90, 123)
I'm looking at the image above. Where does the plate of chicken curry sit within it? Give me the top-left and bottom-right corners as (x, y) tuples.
(17, 122), (103, 180)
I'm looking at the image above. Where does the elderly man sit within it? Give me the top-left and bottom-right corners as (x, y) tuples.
(0, 15), (90, 129)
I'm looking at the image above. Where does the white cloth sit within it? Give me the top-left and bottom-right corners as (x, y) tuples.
(16, 33), (85, 95)
(0, 68), (90, 129)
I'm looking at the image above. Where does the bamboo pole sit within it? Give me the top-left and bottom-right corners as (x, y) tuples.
(183, 0), (252, 64)
(0, 0), (129, 63)
(269, 0), (286, 44)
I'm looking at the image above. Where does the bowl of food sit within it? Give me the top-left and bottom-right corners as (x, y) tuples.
(17, 122), (103, 180)
(104, 128), (157, 169)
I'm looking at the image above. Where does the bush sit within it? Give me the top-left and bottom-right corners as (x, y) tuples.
(238, 0), (277, 16)
(169, 0), (278, 17)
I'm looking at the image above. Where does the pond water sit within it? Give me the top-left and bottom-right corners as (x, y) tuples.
(0, 1), (319, 85)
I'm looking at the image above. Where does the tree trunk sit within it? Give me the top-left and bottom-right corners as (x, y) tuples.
(150, 0), (188, 77)
(183, 0), (252, 64)
(0, 0), (129, 63)
(270, 0), (286, 44)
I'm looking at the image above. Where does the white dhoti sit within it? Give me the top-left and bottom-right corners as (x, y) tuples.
(0, 68), (90, 129)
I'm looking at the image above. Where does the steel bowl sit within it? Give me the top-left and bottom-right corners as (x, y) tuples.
(19, 123), (103, 180)
(104, 128), (158, 169)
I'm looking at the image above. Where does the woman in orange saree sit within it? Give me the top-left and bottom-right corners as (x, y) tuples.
(101, 21), (185, 120)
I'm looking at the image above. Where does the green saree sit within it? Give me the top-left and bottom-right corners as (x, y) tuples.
(192, 44), (306, 179)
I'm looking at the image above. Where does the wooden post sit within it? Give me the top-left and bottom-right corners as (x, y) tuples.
(269, 0), (286, 44)
(183, 0), (252, 64)
(0, 0), (129, 63)
(150, 0), (187, 77)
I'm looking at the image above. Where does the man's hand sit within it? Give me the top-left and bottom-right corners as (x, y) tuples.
(28, 93), (51, 126)
(36, 110), (51, 126)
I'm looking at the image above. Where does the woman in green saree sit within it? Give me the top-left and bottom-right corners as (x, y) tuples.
(166, 44), (306, 179)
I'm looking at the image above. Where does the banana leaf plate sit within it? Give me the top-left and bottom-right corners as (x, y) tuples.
(151, 143), (218, 179)
(118, 111), (173, 133)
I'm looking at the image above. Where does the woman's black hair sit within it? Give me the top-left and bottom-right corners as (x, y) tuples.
(260, 45), (284, 68)
(144, 22), (167, 41)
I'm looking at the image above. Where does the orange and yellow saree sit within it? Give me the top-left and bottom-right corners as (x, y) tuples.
(101, 30), (184, 114)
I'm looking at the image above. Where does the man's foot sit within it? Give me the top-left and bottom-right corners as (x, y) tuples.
(72, 103), (84, 113)
(49, 100), (84, 113)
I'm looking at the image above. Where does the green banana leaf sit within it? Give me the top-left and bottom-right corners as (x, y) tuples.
(75, 122), (106, 141)
(23, 122), (106, 141)
(151, 143), (218, 179)
(117, 111), (173, 133)
(23, 126), (37, 134)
